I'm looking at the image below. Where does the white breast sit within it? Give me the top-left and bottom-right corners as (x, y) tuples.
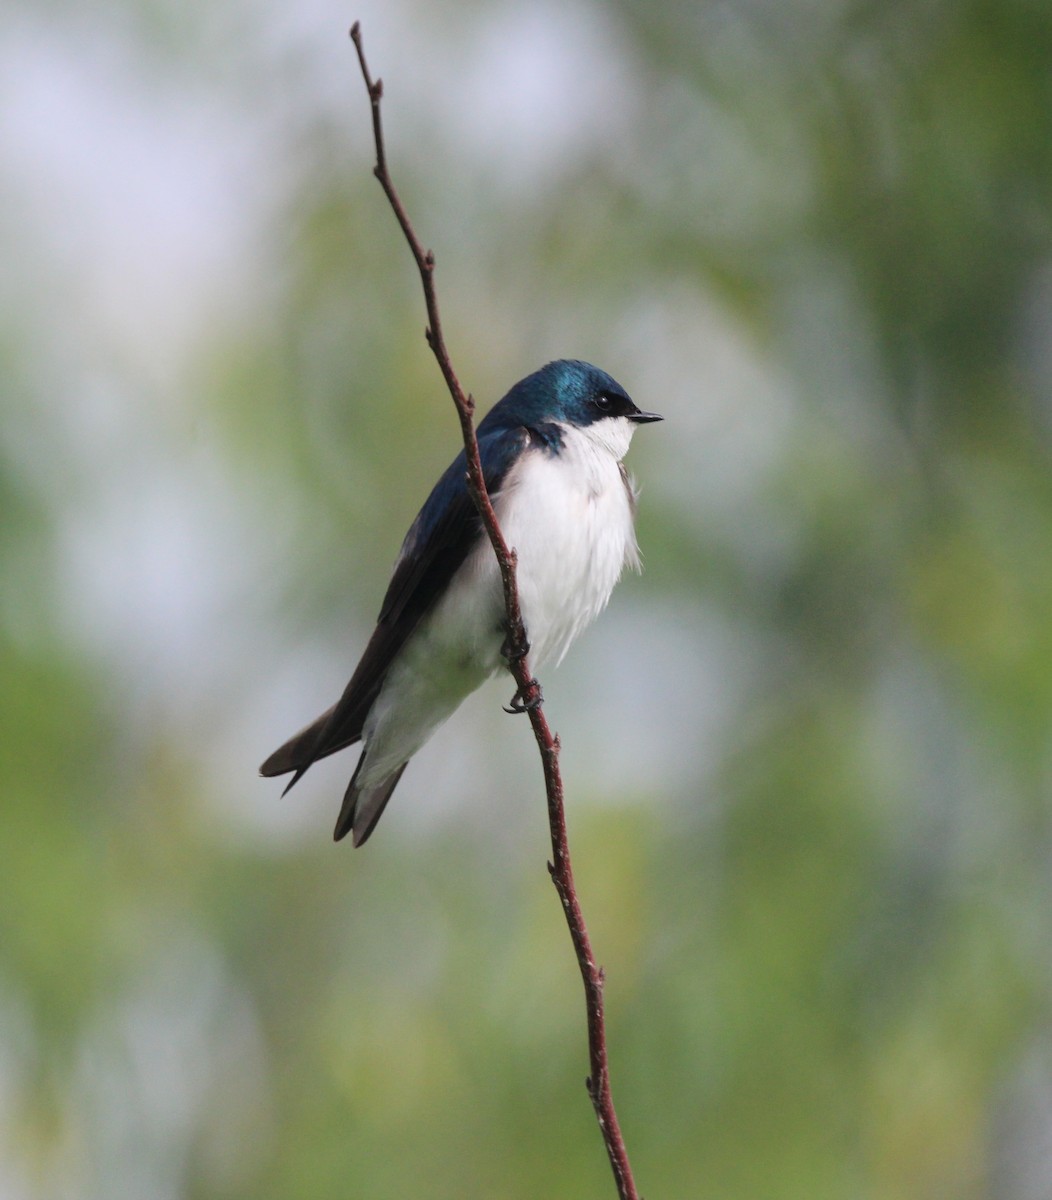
(492, 418), (641, 668)
(411, 415), (642, 691)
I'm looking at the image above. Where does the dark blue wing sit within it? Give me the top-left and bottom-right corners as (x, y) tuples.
(260, 423), (529, 781)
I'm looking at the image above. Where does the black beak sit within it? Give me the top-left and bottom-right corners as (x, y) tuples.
(629, 408), (663, 424)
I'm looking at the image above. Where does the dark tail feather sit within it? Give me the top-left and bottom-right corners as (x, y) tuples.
(334, 755), (408, 847)
(259, 699), (367, 795)
(259, 706), (335, 777)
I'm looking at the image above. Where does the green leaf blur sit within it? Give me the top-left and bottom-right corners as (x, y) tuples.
(3, 1), (1051, 1196)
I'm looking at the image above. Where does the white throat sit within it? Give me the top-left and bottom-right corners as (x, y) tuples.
(571, 414), (638, 463)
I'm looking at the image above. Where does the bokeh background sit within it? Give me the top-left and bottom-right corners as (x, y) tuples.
(4, 0), (1052, 1196)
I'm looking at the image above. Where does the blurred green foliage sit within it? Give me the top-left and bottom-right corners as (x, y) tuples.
(3, 1), (1052, 1197)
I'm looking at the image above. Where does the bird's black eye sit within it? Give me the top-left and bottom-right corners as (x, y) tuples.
(594, 392), (614, 413)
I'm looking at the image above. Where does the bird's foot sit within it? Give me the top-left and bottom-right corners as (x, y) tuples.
(500, 629), (530, 664)
(504, 681), (542, 714)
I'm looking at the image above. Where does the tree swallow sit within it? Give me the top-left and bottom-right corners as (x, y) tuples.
(260, 359), (661, 846)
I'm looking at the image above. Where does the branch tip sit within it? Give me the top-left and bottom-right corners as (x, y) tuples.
(349, 26), (638, 1198)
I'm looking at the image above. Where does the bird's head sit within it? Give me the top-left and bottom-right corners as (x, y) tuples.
(487, 360), (662, 457)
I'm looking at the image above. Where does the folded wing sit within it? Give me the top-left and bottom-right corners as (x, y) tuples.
(259, 425), (528, 788)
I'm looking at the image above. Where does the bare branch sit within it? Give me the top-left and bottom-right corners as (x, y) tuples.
(349, 23), (639, 1200)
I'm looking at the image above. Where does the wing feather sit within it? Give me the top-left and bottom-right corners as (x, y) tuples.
(260, 425), (528, 783)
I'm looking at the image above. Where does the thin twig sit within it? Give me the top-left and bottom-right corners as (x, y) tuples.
(349, 23), (639, 1200)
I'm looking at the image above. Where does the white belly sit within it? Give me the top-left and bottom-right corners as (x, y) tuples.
(493, 425), (640, 667)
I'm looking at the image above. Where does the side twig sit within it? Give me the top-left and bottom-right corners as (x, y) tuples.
(349, 23), (638, 1200)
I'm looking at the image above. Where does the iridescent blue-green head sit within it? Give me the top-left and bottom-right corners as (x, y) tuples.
(481, 359), (662, 440)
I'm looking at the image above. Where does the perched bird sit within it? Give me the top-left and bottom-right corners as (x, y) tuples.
(260, 359), (661, 846)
